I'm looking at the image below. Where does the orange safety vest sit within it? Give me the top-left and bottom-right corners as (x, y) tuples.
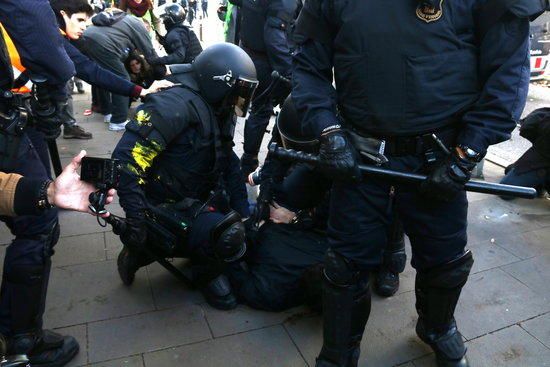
(0, 23), (32, 93)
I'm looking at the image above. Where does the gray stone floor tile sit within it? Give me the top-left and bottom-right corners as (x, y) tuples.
(55, 324), (88, 367)
(59, 210), (112, 237)
(0, 225), (13, 245)
(105, 231), (123, 261)
(467, 239), (521, 274)
(492, 226), (550, 260)
(203, 303), (307, 338)
(455, 268), (549, 340)
(502, 256), (550, 297)
(53, 233), (107, 267)
(521, 312), (550, 348)
(467, 198), (543, 244)
(145, 261), (204, 310)
(143, 325), (306, 367)
(285, 292), (433, 367)
(413, 325), (550, 367)
(45, 260), (155, 328)
(88, 305), (211, 363)
(88, 355), (144, 367)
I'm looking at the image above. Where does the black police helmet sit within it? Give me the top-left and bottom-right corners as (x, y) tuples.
(192, 43), (258, 117)
(161, 4), (186, 28)
(276, 96), (319, 153)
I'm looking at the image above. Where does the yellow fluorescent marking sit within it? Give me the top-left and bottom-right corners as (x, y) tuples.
(131, 141), (162, 172)
(135, 110), (151, 125)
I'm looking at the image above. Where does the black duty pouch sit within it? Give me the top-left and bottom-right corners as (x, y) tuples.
(0, 93), (27, 171)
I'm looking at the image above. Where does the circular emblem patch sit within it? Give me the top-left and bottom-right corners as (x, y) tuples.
(416, 0), (444, 23)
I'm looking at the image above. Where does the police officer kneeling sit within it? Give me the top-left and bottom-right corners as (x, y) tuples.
(291, 0), (545, 366)
(112, 43), (258, 310)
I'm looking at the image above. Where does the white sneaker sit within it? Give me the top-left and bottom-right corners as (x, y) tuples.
(103, 114), (112, 123)
(108, 120), (128, 131)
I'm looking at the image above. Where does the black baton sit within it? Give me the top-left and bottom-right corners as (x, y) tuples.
(268, 143), (538, 199)
(47, 139), (63, 177)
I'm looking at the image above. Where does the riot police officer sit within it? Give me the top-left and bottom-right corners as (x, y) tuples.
(0, 1), (82, 365)
(228, 0), (298, 178)
(292, 0), (543, 366)
(112, 43), (258, 310)
(147, 4), (203, 66)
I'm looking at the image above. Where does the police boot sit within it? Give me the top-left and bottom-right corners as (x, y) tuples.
(240, 153), (259, 181)
(5, 263), (79, 366)
(316, 249), (371, 367)
(200, 273), (238, 311)
(117, 245), (153, 286)
(415, 251), (474, 367)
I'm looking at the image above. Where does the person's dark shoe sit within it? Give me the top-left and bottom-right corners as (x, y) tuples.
(200, 274), (238, 310)
(374, 269), (400, 297)
(76, 83), (85, 94)
(240, 153), (259, 182)
(9, 330), (79, 367)
(416, 318), (470, 367)
(117, 246), (143, 286)
(63, 125), (93, 139)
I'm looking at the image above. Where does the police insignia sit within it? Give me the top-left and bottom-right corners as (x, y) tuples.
(416, 0), (444, 23)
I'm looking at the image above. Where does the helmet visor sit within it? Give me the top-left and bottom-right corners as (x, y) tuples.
(231, 78), (258, 117)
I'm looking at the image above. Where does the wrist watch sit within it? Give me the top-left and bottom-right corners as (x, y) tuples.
(456, 145), (483, 163)
(37, 180), (55, 210)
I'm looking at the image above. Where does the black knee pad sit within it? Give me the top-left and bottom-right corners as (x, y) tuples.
(416, 251), (474, 289)
(383, 249), (407, 273)
(323, 248), (360, 287)
(210, 211), (247, 262)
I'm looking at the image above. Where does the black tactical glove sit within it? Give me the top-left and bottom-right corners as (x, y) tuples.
(120, 217), (148, 250)
(319, 127), (360, 180)
(29, 84), (66, 140)
(421, 150), (477, 202)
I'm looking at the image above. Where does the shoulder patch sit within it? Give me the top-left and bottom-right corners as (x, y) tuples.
(416, 0), (444, 23)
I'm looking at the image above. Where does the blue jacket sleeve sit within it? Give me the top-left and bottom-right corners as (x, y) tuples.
(64, 38), (139, 97)
(264, 0), (295, 77)
(457, 11), (531, 155)
(291, 0), (339, 137)
(224, 150), (251, 218)
(0, 0), (74, 88)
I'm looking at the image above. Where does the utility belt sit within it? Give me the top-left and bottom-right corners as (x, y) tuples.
(346, 123), (459, 165)
(0, 93), (28, 171)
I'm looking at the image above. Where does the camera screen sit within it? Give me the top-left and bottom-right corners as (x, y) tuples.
(81, 157), (106, 183)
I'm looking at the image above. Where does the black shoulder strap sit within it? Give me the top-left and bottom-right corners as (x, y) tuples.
(476, 0), (520, 43)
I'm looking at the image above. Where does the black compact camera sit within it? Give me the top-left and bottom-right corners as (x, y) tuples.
(81, 157), (121, 215)
(81, 157), (121, 189)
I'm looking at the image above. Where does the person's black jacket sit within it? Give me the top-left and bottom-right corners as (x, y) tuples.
(150, 25), (202, 66)
(112, 84), (249, 220)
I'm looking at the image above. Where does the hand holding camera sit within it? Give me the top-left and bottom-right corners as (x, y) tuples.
(53, 151), (116, 215)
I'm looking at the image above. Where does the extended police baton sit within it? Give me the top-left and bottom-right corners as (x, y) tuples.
(268, 143), (538, 199)
(47, 139), (63, 177)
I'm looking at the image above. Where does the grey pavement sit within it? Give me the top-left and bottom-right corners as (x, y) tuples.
(1, 9), (550, 367)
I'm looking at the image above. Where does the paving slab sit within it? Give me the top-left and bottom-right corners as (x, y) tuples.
(455, 268), (549, 340)
(56, 324), (88, 367)
(45, 260), (155, 328)
(0, 225), (13, 245)
(502, 255), (550, 297)
(467, 198), (544, 244)
(467, 239), (521, 274)
(203, 303), (307, 338)
(105, 231), (123, 261)
(413, 325), (550, 367)
(88, 355), (144, 367)
(53, 233), (107, 267)
(491, 226), (550, 260)
(145, 261), (204, 310)
(58, 210), (112, 237)
(88, 305), (211, 363)
(285, 291), (433, 367)
(143, 325), (306, 367)
(521, 312), (550, 349)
